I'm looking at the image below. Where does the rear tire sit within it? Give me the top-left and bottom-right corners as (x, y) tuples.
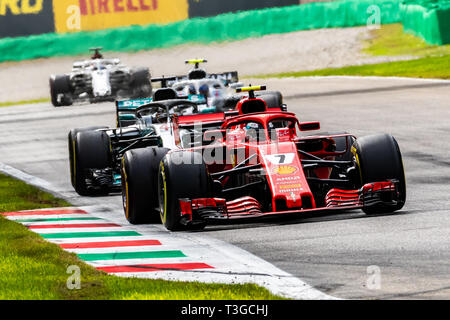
(130, 68), (152, 99)
(257, 91), (283, 109)
(122, 147), (170, 224)
(71, 130), (111, 196)
(352, 134), (406, 214)
(68, 127), (108, 190)
(158, 151), (211, 231)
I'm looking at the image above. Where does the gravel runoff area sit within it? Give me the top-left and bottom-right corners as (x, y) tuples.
(0, 26), (413, 103)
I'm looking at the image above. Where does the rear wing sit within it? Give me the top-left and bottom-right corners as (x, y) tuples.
(151, 71), (239, 88)
(177, 112), (227, 129)
(115, 98), (153, 128)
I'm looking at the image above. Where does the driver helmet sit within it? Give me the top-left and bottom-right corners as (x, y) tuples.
(199, 84), (209, 98)
(91, 52), (103, 60)
(245, 122), (264, 141)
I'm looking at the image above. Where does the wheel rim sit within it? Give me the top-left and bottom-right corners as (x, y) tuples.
(121, 158), (129, 220)
(158, 163), (167, 224)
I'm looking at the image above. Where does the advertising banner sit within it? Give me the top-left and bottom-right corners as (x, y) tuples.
(52, 0), (189, 33)
(0, 0), (55, 38)
(188, 0), (300, 18)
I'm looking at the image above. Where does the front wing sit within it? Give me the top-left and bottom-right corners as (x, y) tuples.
(178, 181), (400, 224)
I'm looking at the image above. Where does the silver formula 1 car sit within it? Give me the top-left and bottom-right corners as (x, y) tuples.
(153, 59), (284, 112)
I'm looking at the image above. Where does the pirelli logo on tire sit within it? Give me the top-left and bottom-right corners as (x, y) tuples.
(52, 0), (189, 33)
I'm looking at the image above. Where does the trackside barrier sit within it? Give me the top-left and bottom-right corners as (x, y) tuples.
(52, 0), (189, 33)
(0, 0), (55, 38)
(0, 1), (448, 62)
(400, 0), (450, 45)
(0, 0), (401, 63)
(187, 0), (300, 18)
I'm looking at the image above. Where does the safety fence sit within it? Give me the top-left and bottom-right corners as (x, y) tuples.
(0, 0), (448, 63)
(400, 0), (450, 44)
(0, 0), (55, 38)
(0, 0), (301, 38)
(0, 0), (401, 62)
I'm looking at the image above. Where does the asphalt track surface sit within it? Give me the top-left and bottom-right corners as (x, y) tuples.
(1, 77), (450, 299)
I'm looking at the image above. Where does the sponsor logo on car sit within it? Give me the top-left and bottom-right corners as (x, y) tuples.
(119, 99), (153, 108)
(279, 184), (302, 190)
(276, 176), (300, 182)
(266, 153), (295, 165)
(272, 165), (298, 175)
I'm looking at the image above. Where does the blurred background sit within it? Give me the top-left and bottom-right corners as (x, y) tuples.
(0, 0), (449, 103)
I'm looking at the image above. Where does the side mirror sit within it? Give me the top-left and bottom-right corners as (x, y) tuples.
(299, 121), (320, 131)
(203, 129), (225, 142)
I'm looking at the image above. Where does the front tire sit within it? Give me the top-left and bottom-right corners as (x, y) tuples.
(352, 134), (406, 214)
(122, 147), (170, 224)
(50, 75), (73, 107)
(158, 151), (211, 231)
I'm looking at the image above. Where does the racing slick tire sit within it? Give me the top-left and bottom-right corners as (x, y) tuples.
(121, 147), (170, 225)
(68, 126), (108, 190)
(158, 151), (211, 231)
(257, 91), (284, 110)
(50, 75), (73, 107)
(352, 133), (406, 215)
(130, 68), (152, 99)
(71, 130), (111, 196)
(216, 95), (241, 112)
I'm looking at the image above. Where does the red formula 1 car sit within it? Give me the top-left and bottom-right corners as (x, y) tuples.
(122, 87), (406, 231)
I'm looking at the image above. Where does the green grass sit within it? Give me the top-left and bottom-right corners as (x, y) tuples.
(0, 173), (71, 212)
(362, 23), (450, 57)
(0, 173), (284, 300)
(255, 55), (450, 80)
(253, 23), (450, 80)
(0, 98), (50, 108)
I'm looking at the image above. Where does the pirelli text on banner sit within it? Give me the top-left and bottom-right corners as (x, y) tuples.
(52, 0), (188, 33)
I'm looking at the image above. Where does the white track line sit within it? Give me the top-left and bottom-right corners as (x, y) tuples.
(0, 162), (60, 196)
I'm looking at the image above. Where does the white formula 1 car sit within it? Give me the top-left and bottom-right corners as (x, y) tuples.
(49, 48), (152, 107)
